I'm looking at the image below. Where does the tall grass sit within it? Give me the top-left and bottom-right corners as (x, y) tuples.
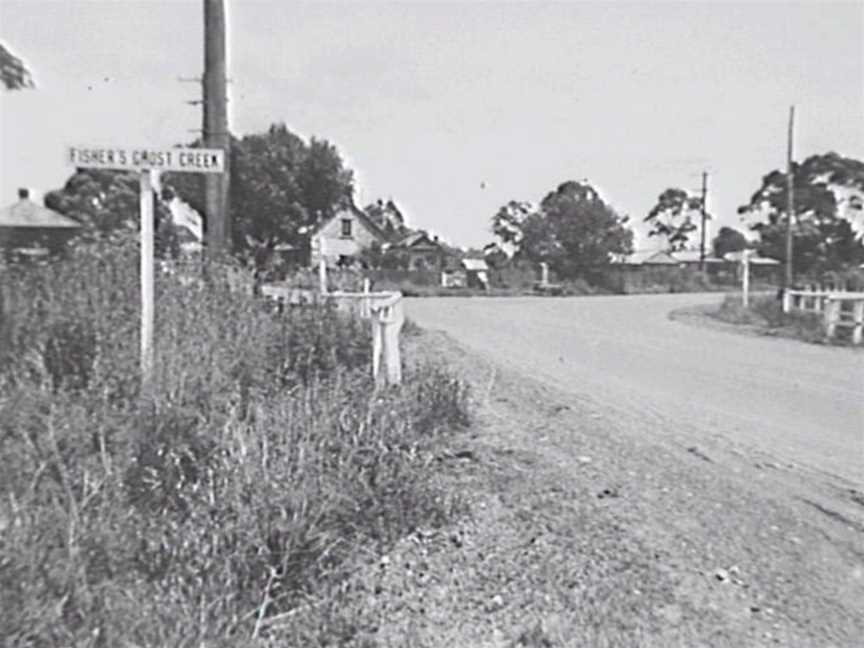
(0, 234), (469, 645)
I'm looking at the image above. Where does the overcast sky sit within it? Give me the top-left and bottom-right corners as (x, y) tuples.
(1, 1), (862, 249)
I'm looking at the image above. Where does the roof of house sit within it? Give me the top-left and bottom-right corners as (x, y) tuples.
(723, 251), (781, 265)
(308, 205), (388, 241)
(672, 250), (724, 264)
(612, 250), (679, 265)
(393, 231), (443, 250)
(462, 258), (489, 271)
(0, 196), (81, 229)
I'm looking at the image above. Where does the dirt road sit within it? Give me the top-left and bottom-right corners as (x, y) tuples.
(406, 293), (863, 488)
(344, 301), (864, 646)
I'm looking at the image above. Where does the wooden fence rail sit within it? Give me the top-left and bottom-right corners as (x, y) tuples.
(783, 288), (864, 344)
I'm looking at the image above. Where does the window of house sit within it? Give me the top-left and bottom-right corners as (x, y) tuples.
(341, 218), (352, 237)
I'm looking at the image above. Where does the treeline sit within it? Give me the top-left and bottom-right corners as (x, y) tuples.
(486, 152), (864, 280)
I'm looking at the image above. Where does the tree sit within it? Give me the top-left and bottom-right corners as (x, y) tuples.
(164, 123), (354, 258)
(482, 242), (509, 269)
(644, 188), (704, 252)
(738, 152), (864, 276)
(712, 226), (749, 259)
(492, 181), (633, 278)
(364, 199), (408, 241)
(491, 200), (534, 248)
(0, 42), (34, 90)
(44, 170), (179, 257)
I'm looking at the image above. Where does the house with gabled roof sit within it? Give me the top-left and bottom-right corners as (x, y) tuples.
(610, 249), (679, 266)
(0, 188), (81, 259)
(306, 205), (388, 268)
(389, 230), (453, 271)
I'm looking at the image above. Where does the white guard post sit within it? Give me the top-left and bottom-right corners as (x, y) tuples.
(741, 249), (751, 308)
(540, 261), (549, 287)
(327, 288), (404, 386)
(361, 278), (371, 318)
(370, 294), (404, 386)
(318, 238), (328, 295)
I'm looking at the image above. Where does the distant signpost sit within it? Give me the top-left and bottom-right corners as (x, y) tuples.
(67, 145), (225, 392)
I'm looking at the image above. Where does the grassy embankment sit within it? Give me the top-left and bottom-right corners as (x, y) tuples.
(711, 294), (829, 344)
(0, 234), (469, 645)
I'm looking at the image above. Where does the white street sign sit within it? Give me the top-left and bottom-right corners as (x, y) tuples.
(66, 145), (225, 394)
(68, 145), (225, 174)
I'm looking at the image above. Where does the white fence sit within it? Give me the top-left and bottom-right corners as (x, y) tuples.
(261, 270), (405, 385)
(327, 288), (404, 385)
(783, 287), (864, 345)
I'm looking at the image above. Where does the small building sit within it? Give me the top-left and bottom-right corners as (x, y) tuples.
(306, 206), (388, 268)
(390, 231), (449, 271)
(611, 250), (679, 266)
(461, 258), (489, 289)
(723, 251), (781, 281)
(670, 249), (725, 269)
(0, 188), (81, 259)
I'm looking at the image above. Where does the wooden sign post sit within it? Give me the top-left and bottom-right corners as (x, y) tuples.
(67, 145), (225, 392)
(139, 170), (156, 382)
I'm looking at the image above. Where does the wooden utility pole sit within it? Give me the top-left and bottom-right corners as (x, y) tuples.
(203, 0), (230, 256)
(699, 171), (708, 271)
(785, 105), (795, 289)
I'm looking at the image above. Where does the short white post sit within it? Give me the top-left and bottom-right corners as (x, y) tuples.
(361, 278), (371, 319)
(384, 301), (403, 385)
(782, 288), (792, 313)
(852, 300), (864, 345)
(741, 250), (750, 308)
(824, 298), (840, 339)
(540, 262), (549, 286)
(371, 315), (383, 382)
(318, 256), (327, 295)
(140, 169), (155, 391)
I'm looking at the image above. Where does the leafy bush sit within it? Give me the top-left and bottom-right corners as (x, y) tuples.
(0, 235), (470, 645)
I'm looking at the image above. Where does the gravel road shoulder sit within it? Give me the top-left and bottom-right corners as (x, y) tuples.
(287, 329), (864, 647)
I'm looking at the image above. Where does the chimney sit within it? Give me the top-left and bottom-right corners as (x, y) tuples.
(18, 188), (29, 200)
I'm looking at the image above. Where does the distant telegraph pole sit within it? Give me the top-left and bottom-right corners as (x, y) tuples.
(699, 171), (708, 271)
(203, 0), (231, 256)
(785, 105), (795, 289)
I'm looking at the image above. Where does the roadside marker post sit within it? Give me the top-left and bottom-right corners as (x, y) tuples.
(67, 145), (225, 393)
(742, 249), (751, 308)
